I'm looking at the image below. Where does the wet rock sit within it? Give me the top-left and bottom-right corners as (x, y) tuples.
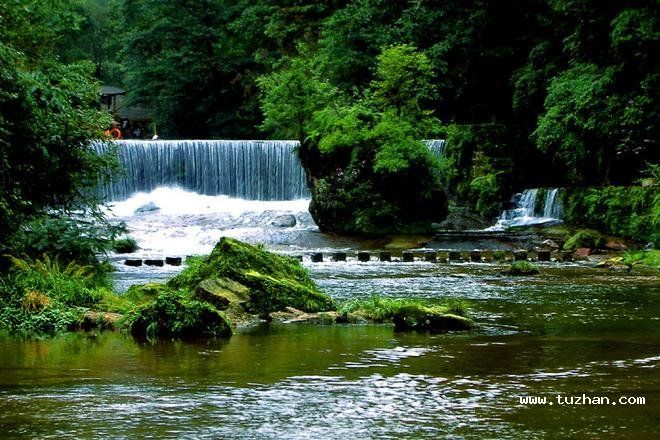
(595, 256), (624, 268)
(168, 237), (334, 317)
(124, 259), (143, 267)
(537, 250), (551, 261)
(144, 259), (164, 267)
(542, 239), (560, 250)
(165, 257), (182, 266)
(332, 252), (347, 262)
(605, 240), (628, 251)
(434, 208), (489, 231)
(194, 277), (250, 310)
(134, 201), (160, 214)
(270, 307), (338, 324)
(80, 311), (122, 330)
(608, 264), (632, 272)
(392, 305), (473, 332)
(270, 214), (297, 228)
(575, 248), (592, 258)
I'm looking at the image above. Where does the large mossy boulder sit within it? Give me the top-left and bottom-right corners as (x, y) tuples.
(121, 287), (232, 339)
(169, 237), (334, 317)
(194, 277), (250, 309)
(392, 304), (473, 332)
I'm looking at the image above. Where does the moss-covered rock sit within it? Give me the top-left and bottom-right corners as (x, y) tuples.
(194, 277), (250, 309)
(503, 260), (540, 275)
(169, 237), (334, 317)
(392, 304), (473, 332)
(121, 287), (232, 339)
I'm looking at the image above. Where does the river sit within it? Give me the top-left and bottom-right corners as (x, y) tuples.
(1, 188), (658, 438)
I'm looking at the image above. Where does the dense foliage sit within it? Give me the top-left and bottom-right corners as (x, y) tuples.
(0, 256), (113, 335)
(563, 186), (659, 246)
(1, 0), (658, 235)
(0, 0), (117, 261)
(64, 0), (654, 227)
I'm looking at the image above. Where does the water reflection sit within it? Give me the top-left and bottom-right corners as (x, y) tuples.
(1, 263), (659, 438)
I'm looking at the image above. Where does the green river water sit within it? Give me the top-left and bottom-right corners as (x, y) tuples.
(1, 262), (658, 438)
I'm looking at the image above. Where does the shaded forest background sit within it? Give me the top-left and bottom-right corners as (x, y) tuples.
(1, 0), (658, 237)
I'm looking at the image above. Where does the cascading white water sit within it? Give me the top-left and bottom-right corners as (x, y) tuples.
(426, 139), (446, 158)
(93, 140), (309, 201)
(487, 188), (563, 230)
(542, 188), (563, 219)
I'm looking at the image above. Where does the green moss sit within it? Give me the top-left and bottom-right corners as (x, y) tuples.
(169, 237), (334, 317)
(337, 296), (469, 324)
(563, 229), (605, 250)
(539, 225), (573, 242)
(391, 304), (473, 332)
(121, 287), (232, 339)
(111, 238), (139, 253)
(503, 260), (540, 275)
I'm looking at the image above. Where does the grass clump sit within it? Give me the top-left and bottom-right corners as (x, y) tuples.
(622, 249), (659, 270)
(503, 260), (540, 275)
(338, 296), (469, 322)
(0, 255), (113, 335)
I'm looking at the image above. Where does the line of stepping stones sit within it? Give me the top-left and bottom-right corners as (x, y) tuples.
(124, 249), (573, 267)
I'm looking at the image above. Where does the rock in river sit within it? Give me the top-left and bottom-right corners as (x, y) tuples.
(270, 214), (297, 227)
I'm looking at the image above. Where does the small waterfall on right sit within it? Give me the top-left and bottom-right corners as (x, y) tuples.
(426, 139), (446, 158)
(487, 188), (564, 230)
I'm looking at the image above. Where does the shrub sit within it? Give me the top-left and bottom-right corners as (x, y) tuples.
(121, 287), (232, 339)
(622, 250), (659, 270)
(563, 229), (605, 250)
(111, 237), (139, 254)
(563, 186), (658, 245)
(0, 255), (112, 335)
(10, 215), (125, 266)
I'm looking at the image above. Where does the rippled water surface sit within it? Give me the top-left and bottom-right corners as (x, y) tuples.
(1, 189), (659, 438)
(1, 261), (659, 439)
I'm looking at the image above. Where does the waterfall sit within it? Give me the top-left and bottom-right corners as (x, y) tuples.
(93, 140), (309, 201)
(426, 139), (446, 158)
(487, 188), (563, 230)
(542, 188), (563, 219)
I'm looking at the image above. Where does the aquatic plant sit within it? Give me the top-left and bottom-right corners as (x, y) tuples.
(503, 260), (540, 275)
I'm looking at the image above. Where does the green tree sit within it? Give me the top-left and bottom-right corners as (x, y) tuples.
(0, 0), (114, 254)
